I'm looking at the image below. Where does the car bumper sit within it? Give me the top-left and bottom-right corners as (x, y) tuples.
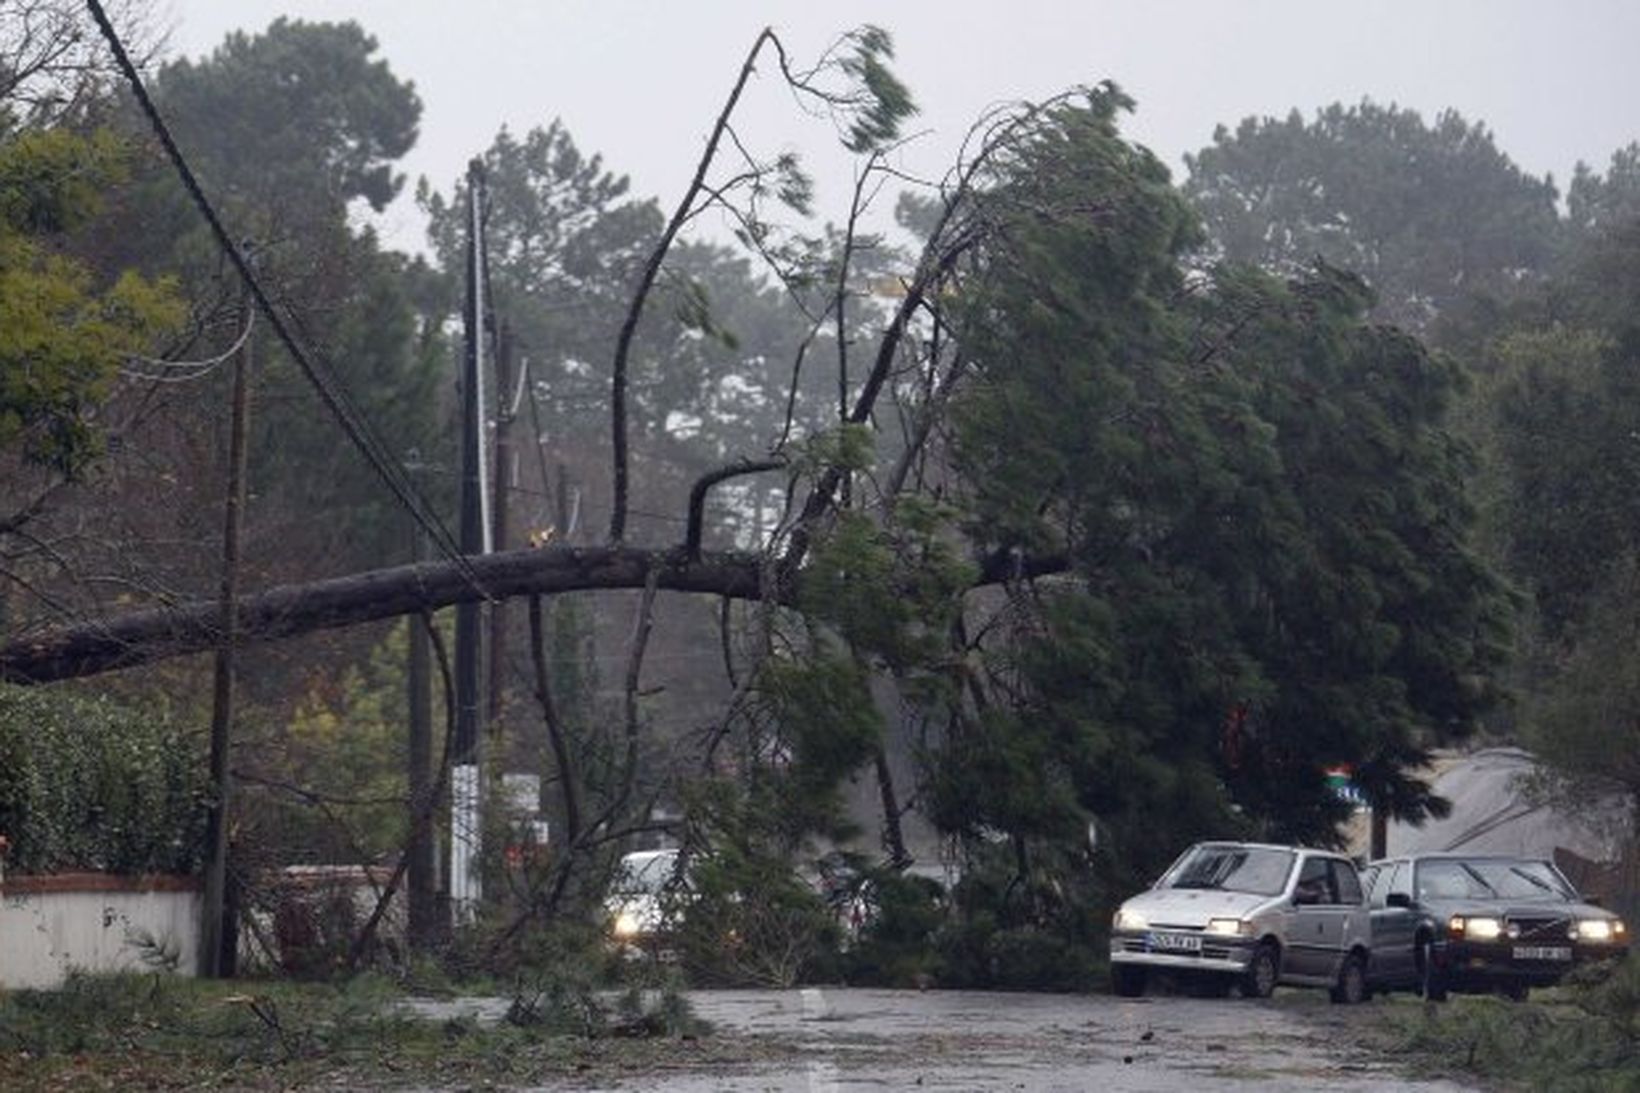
(1109, 931), (1257, 974)
(1435, 939), (1628, 986)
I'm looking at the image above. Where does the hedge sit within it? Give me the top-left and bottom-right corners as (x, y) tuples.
(0, 684), (208, 875)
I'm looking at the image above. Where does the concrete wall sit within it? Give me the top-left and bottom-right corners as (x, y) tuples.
(0, 873), (200, 989)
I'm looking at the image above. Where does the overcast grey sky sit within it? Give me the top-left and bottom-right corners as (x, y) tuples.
(160, 1), (1640, 254)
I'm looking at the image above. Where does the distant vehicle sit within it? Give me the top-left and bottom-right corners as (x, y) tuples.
(1360, 853), (1627, 1001)
(605, 848), (685, 950)
(1108, 841), (1372, 1003)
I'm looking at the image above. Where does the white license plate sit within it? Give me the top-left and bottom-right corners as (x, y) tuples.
(1512, 945), (1571, 961)
(1148, 931), (1202, 953)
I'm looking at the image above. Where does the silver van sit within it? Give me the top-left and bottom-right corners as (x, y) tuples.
(1109, 841), (1372, 1002)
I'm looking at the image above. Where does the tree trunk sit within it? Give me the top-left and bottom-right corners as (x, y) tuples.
(874, 745), (909, 867)
(0, 545), (766, 684)
(0, 546), (1060, 686)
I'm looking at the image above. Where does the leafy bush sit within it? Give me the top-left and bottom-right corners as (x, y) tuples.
(675, 846), (841, 987)
(932, 842), (1108, 991)
(0, 684), (208, 874)
(839, 867), (947, 987)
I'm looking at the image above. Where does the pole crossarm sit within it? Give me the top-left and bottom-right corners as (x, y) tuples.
(0, 545), (768, 685)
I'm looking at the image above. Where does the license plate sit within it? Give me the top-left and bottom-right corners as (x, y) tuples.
(1512, 945), (1571, 961)
(1148, 931), (1202, 953)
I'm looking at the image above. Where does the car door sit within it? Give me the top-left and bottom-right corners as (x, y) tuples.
(1368, 859), (1418, 987)
(1287, 854), (1349, 981)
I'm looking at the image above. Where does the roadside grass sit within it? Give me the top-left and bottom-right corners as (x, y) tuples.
(1371, 986), (1640, 1092)
(0, 969), (741, 1091)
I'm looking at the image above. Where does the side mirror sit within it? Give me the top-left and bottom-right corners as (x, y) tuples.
(1386, 892), (1412, 909)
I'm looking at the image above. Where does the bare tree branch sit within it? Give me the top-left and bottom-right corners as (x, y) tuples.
(610, 28), (786, 542)
(684, 457), (786, 560)
(528, 593), (580, 846)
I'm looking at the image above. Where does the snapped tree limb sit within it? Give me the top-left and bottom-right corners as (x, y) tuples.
(0, 540), (1066, 685)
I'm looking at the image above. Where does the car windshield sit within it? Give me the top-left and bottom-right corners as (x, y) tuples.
(1162, 846), (1295, 896)
(1416, 858), (1576, 902)
(613, 852), (678, 896)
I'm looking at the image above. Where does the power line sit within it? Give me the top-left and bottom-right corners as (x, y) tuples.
(84, 0), (487, 595)
(121, 300), (256, 384)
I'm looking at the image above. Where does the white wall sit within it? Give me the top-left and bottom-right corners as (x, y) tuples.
(0, 877), (200, 989)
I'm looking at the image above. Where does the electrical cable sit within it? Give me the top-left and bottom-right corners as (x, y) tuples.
(84, 0), (488, 595)
(120, 300), (256, 383)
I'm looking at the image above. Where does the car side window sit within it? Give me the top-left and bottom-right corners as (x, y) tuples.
(1295, 856), (1336, 904)
(1331, 859), (1364, 904)
(1387, 861), (1412, 903)
(1360, 865), (1382, 904)
(1365, 865), (1391, 907)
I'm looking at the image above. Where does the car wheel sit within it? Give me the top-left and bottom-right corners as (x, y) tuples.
(1111, 964), (1147, 998)
(1330, 951), (1368, 1005)
(1418, 938), (1448, 1002)
(1241, 941), (1279, 999)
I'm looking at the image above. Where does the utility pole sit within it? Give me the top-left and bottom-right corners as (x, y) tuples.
(1371, 804), (1388, 860)
(451, 159), (491, 925)
(405, 453), (440, 949)
(488, 321), (516, 735)
(201, 282), (253, 977)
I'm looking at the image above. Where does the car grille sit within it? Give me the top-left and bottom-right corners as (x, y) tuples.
(1114, 935), (1241, 961)
(1510, 916), (1570, 941)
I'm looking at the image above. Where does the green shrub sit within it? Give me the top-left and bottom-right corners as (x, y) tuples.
(932, 842), (1108, 991)
(0, 684), (208, 874)
(841, 867), (947, 987)
(676, 847), (841, 987)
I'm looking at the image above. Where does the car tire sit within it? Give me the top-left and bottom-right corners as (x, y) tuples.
(1330, 951), (1368, 1005)
(1241, 941), (1279, 999)
(1112, 964), (1147, 998)
(1418, 938), (1448, 1002)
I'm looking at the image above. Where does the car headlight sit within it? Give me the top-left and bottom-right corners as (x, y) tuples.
(1575, 918), (1624, 943)
(1448, 915), (1503, 941)
(612, 910), (641, 939)
(1205, 918), (1252, 937)
(1113, 907), (1148, 931)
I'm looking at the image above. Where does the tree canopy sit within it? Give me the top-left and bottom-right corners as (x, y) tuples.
(0, 125), (182, 477)
(938, 89), (1504, 866)
(1183, 101), (1561, 336)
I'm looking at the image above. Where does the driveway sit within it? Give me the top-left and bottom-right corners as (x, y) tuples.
(415, 987), (1476, 1091)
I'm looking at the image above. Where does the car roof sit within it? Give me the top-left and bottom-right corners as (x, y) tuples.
(1193, 841), (1343, 857)
(1366, 852), (1554, 866)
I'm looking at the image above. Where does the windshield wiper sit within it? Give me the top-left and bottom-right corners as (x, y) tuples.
(1507, 865), (1553, 893)
(1459, 863), (1499, 897)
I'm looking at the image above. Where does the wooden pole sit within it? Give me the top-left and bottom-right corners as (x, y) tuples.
(201, 290), (253, 977)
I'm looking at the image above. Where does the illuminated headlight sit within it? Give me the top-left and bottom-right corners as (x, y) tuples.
(612, 910), (641, 939)
(1575, 919), (1624, 943)
(1113, 907), (1148, 931)
(1205, 918), (1252, 937)
(1449, 915), (1503, 941)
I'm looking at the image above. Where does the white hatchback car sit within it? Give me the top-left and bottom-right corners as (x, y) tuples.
(1109, 841), (1372, 1002)
(606, 848), (683, 949)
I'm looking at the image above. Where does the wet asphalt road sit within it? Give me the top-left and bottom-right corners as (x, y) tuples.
(410, 987), (1477, 1091)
